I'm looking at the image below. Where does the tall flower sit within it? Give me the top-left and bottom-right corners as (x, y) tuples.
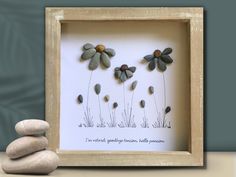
(144, 48), (173, 72)
(79, 43), (115, 128)
(81, 43), (116, 70)
(143, 48), (173, 128)
(114, 64), (136, 82)
(114, 64), (137, 128)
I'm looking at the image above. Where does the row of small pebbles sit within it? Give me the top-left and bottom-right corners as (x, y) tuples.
(2, 119), (59, 175)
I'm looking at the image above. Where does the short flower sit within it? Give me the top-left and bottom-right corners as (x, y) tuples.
(114, 64), (136, 82)
(144, 48), (173, 72)
(81, 43), (116, 70)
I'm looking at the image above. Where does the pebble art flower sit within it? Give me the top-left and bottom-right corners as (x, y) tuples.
(144, 48), (173, 72)
(114, 64), (136, 82)
(81, 43), (116, 70)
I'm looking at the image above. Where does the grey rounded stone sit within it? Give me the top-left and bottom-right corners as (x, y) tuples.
(140, 100), (145, 108)
(94, 84), (101, 95)
(77, 94), (83, 104)
(83, 43), (94, 50)
(81, 48), (96, 60)
(15, 119), (49, 136)
(104, 95), (110, 102)
(149, 86), (154, 94)
(6, 136), (48, 159)
(89, 52), (100, 70)
(2, 150), (59, 175)
(131, 80), (138, 90)
(104, 48), (116, 57)
(113, 102), (118, 109)
(101, 52), (110, 68)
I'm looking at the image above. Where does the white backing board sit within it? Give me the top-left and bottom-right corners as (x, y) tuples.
(60, 21), (190, 151)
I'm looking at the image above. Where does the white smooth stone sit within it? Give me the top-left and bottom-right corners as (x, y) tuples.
(15, 119), (49, 136)
(6, 136), (48, 159)
(2, 150), (59, 175)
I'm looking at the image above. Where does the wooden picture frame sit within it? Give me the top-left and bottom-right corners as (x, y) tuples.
(45, 7), (203, 166)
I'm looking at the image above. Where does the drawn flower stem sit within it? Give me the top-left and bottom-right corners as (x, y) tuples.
(97, 95), (105, 127)
(82, 103), (93, 127)
(86, 71), (93, 109)
(153, 94), (159, 117)
(82, 71), (93, 127)
(123, 82), (126, 113)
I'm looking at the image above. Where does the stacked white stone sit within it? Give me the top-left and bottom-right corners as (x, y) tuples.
(1, 119), (59, 175)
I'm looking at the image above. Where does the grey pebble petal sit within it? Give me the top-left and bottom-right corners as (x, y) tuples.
(125, 70), (133, 78)
(101, 52), (111, 68)
(77, 95), (83, 103)
(140, 100), (145, 108)
(115, 70), (122, 79)
(144, 55), (154, 62)
(120, 72), (127, 82)
(94, 84), (101, 95)
(113, 102), (118, 109)
(165, 106), (171, 114)
(81, 48), (96, 60)
(131, 80), (138, 90)
(161, 55), (173, 64)
(104, 48), (116, 57)
(104, 95), (110, 102)
(129, 66), (136, 73)
(157, 59), (167, 71)
(148, 58), (157, 71)
(89, 52), (100, 70)
(83, 43), (94, 50)
(162, 48), (172, 55)
(149, 86), (154, 94)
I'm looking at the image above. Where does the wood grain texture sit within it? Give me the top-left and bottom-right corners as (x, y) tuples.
(45, 7), (203, 166)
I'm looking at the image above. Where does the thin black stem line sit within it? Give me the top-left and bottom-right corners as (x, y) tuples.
(86, 71), (93, 109)
(123, 82), (126, 111)
(153, 94), (158, 117)
(163, 73), (166, 108)
(98, 95), (102, 120)
(163, 73), (167, 126)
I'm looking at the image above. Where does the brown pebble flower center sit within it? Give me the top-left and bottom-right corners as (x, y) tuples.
(154, 50), (161, 57)
(120, 64), (128, 71)
(95, 45), (105, 53)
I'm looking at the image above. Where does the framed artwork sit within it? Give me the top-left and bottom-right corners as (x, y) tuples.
(45, 7), (203, 166)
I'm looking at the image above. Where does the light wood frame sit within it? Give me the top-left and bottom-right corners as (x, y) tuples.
(45, 7), (203, 166)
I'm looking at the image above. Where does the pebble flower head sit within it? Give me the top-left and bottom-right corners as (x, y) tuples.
(144, 48), (173, 72)
(81, 43), (116, 70)
(114, 64), (136, 82)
